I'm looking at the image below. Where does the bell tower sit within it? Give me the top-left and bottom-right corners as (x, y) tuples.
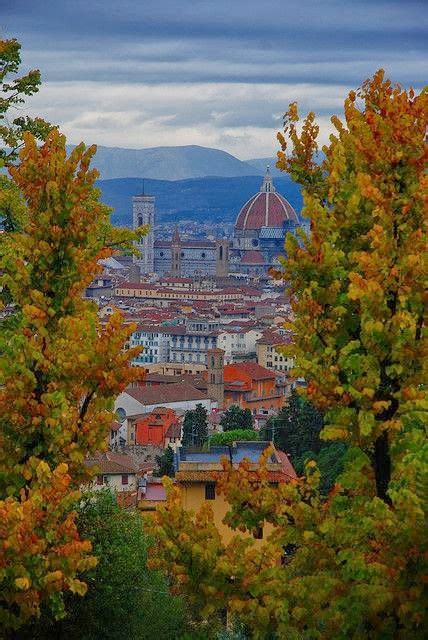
(207, 348), (224, 409)
(132, 190), (155, 274)
(216, 239), (229, 277)
(171, 227), (181, 277)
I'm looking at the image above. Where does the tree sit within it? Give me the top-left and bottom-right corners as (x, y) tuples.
(209, 429), (259, 446)
(151, 73), (427, 639)
(154, 445), (175, 477)
(275, 70), (427, 502)
(260, 392), (347, 493)
(18, 491), (185, 640)
(0, 130), (145, 631)
(182, 404), (208, 447)
(0, 39), (54, 166)
(220, 405), (253, 432)
(260, 391), (323, 454)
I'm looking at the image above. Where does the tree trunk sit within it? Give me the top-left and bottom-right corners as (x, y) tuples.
(373, 431), (392, 504)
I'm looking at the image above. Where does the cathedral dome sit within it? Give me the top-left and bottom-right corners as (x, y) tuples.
(235, 168), (298, 231)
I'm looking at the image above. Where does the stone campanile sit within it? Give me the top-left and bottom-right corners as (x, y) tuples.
(133, 192), (155, 274)
(215, 239), (229, 277)
(207, 348), (224, 409)
(171, 227), (182, 277)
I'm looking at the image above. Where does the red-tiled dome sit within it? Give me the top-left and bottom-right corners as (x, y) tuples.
(235, 170), (298, 231)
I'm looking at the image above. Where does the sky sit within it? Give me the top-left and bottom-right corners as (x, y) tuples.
(2, 0), (426, 159)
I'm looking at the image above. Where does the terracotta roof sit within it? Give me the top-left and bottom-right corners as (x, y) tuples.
(235, 191), (298, 231)
(165, 422), (182, 439)
(143, 483), (167, 501)
(110, 420), (121, 432)
(85, 451), (139, 474)
(275, 450), (298, 480)
(176, 469), (294, 483)
(139, 461), (157, 473)
(256, 330), (292, 346)
(125, 382), (208, 406)
(241, 250), (265, 265)
(225, 361), (275, 381)
(146, 406), (171, 414)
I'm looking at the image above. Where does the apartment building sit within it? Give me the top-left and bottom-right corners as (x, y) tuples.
(256, 329), (294, 373)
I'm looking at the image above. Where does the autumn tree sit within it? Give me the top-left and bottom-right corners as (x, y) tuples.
(0, 129), (146, 631)
(0, 39), (54, 165)
(151, 73), (427, 639)
(275, 70), (427, 502)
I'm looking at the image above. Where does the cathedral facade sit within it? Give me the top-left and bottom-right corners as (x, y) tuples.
(132, 169), (298, 277)
(154, 230), (229, 278)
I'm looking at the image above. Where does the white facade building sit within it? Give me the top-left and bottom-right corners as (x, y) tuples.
(130, 326), (170, 365)
(84, 452), (139, 492)
(115, 383), (214, 419)
(218, 327), (263, 363)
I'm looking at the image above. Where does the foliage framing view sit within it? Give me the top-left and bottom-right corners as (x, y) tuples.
(0, 39), (145, 630)
(151, 72), (427, 639)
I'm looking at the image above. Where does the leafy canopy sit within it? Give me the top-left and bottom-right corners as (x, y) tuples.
(154, 445), (175, 477)
(220, 405), (253, 432)
(260, 391), (347, 493)
(182, 404), (208, 447)
(276, 70), (427, 501)
(18, 490), (185, 640)
(0, 39), (55, 165)
(0, 129), (145, 630)
(209, 429), (259, 446)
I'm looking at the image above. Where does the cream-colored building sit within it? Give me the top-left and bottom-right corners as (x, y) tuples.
(84, 451), (139, 492)
(217, 327), (263, 363)
(175, 442), (296, 543)
(256, 329), (294, 373)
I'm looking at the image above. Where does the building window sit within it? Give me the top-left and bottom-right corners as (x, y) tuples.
(253, 526), (263, 539)
(96, 475), (103, 485)
(122, 474), (129, 485)
(205, 482), (216, 500)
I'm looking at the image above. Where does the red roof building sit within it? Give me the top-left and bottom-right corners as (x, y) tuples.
(223, 361), (286, 413)
(135, 407), (180, 447)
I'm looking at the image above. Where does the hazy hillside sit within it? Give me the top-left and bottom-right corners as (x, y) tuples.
(97, 175), (302, 226)
(73, 144), (265, 181)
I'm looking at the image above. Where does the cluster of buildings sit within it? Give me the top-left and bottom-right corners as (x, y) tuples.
(83, 168), (304, 532)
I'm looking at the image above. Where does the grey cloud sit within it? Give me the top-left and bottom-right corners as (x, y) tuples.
(2, 0), (425, 157)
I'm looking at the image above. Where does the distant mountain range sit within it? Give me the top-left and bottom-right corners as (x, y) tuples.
(97, 175), (302, 227)
(70, 144), (277, 181)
